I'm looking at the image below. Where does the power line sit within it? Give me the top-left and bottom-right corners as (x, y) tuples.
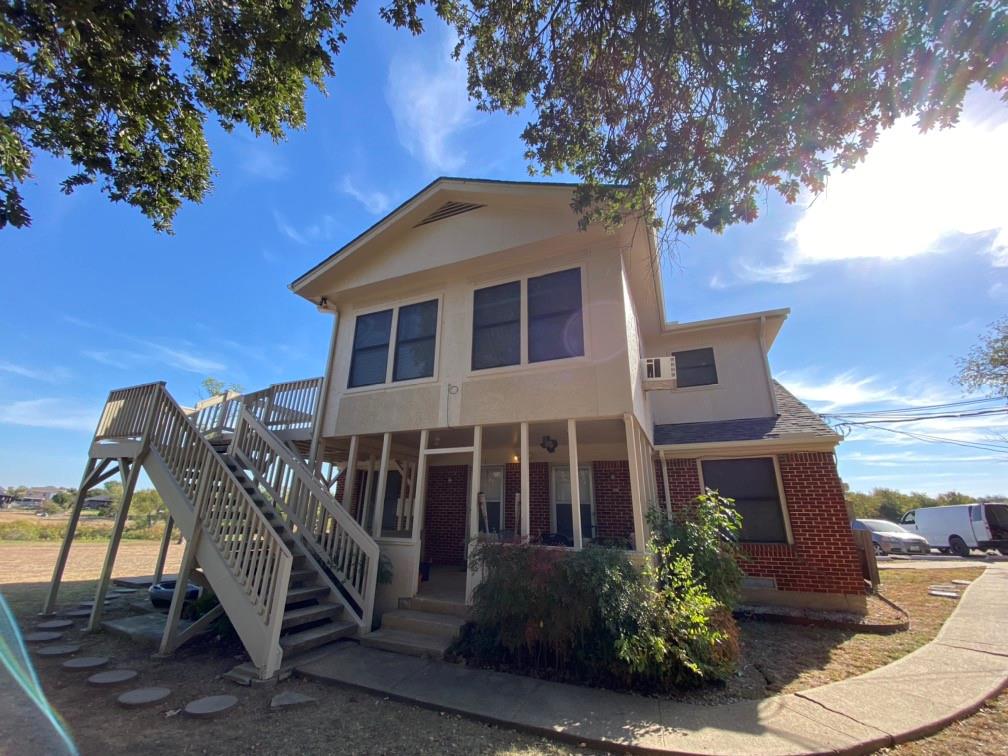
(827, 407), (1008, 425)
(821, 396), (1005, 419)
(833, 423), (1008, 455)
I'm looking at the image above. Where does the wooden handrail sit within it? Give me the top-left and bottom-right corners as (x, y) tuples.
(243, 377), (322, 432)
(230, 406), (378, 630)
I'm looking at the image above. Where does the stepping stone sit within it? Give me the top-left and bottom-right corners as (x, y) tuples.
(24, 631), (63, 643)
(36, 644), (82, 657)
(88, 669), (138, 686)
(951, 579), (972, 586)
(37, 619), (74, 631)
(62, 656), (109, 670)
(184, 695), (238, 718)
(270, 691), (317, 710)
(64, 609), (92, 618)
(118, 687), (171, 708)
(929, 589), (960, 599)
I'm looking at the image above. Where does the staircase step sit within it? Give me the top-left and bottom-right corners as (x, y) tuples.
(398, 596), (469, 618)
(288, 569), (317, 586)
(285, 585), (329, 605)
(380, 609), (464, 641)
(359, 628), (453, 659)
(280, 620), (356, 656)
(282, 603), (342, 630)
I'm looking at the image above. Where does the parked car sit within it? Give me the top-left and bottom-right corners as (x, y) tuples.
(852, 519), (930, 556)
(901, 503), (1008, 557)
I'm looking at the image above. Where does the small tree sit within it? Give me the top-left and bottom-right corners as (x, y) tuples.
(956, 318), (1008, 399)
(199, 377), (244, 400)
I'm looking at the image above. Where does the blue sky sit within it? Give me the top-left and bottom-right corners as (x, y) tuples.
(1, 14), (1006, 495)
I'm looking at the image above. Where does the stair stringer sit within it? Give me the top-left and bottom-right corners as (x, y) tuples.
(143, 447), (289, 676)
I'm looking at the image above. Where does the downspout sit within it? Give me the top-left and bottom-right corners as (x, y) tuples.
(759, 315), (779, 416)
(309, 304), (339, 473)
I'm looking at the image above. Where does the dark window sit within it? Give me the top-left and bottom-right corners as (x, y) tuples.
(701, 458), (788, 543)
(348, 309), (392, 388)
(527, 268), (584, 363)
(674, 347), (718, 387)
(393, 299), (438, 381)
(472, 281), (520, 369)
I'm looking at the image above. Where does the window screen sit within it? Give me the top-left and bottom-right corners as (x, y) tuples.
(701, 457), (788, 543)
(527, 268), (584, 362)
(393, 299), (438, 381)
(348, 309), (392, 388)
(673, 347), (718, 387)
(472, 281), (521, 369)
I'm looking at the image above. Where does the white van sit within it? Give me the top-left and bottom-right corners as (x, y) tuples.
(900, 503), (1008, 557)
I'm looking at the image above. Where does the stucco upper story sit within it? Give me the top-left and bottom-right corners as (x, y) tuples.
(290, 178), (838, 451)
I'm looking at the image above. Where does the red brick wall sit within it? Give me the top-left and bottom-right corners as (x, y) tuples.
(423, 465), (469, 565)
(503, 463), (550, 538)
(591, 461), (635, 544)
(656, 452), (863, 596)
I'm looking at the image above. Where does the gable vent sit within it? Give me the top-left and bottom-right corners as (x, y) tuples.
(414, 201), (485, 227)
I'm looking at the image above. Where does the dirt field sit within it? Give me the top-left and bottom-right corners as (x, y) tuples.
(0, 543), (1001, 755)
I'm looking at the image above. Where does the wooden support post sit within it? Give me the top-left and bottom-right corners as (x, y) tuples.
(468, 426), (483, 542)
(520, 422), (530, 540)
(344, 435), (359, 513)
(659, 450), (672, 516)
(42, 457), (112, 614)
(372, 432), (392, 538)
(362, 454), (376, 528)
(158, 528), (201, 655)
(309, 311), (339, 472)
(410, 431), (429, 542)
(567, 419), (583, 550)
(624, 414), (647, 552)
(405, 459), (418, 533)
(88, 455), (143, 632)
(153, 515), (174, 585)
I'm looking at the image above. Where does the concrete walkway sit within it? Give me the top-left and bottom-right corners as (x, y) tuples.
(297, 566), (1008, 755)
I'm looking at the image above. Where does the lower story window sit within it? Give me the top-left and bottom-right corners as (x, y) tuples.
(700, 457), (788, 543)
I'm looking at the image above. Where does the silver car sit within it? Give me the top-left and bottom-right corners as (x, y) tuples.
(853, 518), (930, 556)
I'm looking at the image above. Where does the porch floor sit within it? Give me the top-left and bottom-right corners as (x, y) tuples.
(418, 566), (466, 604)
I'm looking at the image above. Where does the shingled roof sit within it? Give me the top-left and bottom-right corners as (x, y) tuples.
(653, 382), (838, 446)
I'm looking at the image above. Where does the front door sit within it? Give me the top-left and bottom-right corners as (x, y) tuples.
(552, 465), (593, 544)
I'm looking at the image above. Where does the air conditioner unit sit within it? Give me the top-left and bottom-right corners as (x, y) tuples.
(641, 356), (676, 390)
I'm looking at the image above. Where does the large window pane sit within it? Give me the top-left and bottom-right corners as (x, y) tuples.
(473, 281), (520, 369)
(348, 310), (392, 387)
(528, 268), (584, 362)
(674, 347), (717, 387)
(700, 458), (787, 543)
(393, 299), (438, 381)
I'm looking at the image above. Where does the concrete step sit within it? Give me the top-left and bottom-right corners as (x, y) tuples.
(380, 609), (464, 641)
(280, 620), (356, 656)
(398, 595), (469, 619)
(359, 628), (453, 659)
(282, 603), (342, 630)
(285, 585), (328, 605)
(288, 569), (316, 586)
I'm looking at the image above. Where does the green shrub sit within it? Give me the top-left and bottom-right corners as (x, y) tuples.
(453, 539), (740, 692)
(0, 519), (165, 542)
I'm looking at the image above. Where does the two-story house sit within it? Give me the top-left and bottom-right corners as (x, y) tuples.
(48, 177), (865, 681)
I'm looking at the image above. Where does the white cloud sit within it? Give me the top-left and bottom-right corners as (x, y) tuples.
(778, 371), (906, 412)
(340, 176), (391, 215)
(0, 398), (98, 432)
(273, 210), (337, 246)
(240, 143), (289, 181)
(385, 37), (473, 172)
(0, 361), (71, 384)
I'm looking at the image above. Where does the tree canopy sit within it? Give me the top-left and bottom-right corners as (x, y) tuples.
(2, 1), (1006, 239)
(957, 318), (1008, 398)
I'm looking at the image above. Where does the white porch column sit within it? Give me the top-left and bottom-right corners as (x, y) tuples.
(659, 450), (672, 516)
(371, 432), (392, 537)
(468, 426), (483, 541)
(567, 419), (583, 550)
(362, 454), (375, 527)
(520, 421), (530, 540)
(410, 430), (429, 541)
(624, 414), (647, 551)
(344, 434), (359, 509)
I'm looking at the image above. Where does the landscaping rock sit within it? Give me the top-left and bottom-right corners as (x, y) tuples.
(36, 619), (74, 631)
(24, 631), (63, 643)
(36, 643), (82, 657)
(62, 656), (109, 670)
(88, 669), (139, 686)
(118, 687), (171, 708)
(929, 589), (960, 599)
(270, 691), (317, 710)
(63, 609), (92, 618)
(951, 579), (972, 586)
(184, 695), (238, 718)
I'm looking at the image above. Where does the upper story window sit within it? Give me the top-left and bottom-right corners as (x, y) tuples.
(673, 347), (717, 387)
(700, 457), (788, 543)
(528, 268), (584, 362)
(472, 281), (521, 370)
(472, 267), (584, 370)
(349, 299), (439, 388)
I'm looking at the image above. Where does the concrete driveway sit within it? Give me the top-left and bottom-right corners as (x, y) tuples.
(877, 552), (1008, 569)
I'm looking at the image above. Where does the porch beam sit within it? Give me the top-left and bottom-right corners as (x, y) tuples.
(371, 432), (392, 537)
(624, 414), (647, 551)
(410, 430), (429, 541)
(520, 422), (530, 539)
(422, 445), (474, 456)
(568, 419), (583, 550)
(659, 450), (672, 516)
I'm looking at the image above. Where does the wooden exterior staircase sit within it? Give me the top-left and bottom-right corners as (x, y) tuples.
(44, 379), (380, 681)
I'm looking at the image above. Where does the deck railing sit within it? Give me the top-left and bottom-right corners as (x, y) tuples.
(189, 391), (242, 438)
(243, 377), (322, 433)
(231, 407), (378, 630)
